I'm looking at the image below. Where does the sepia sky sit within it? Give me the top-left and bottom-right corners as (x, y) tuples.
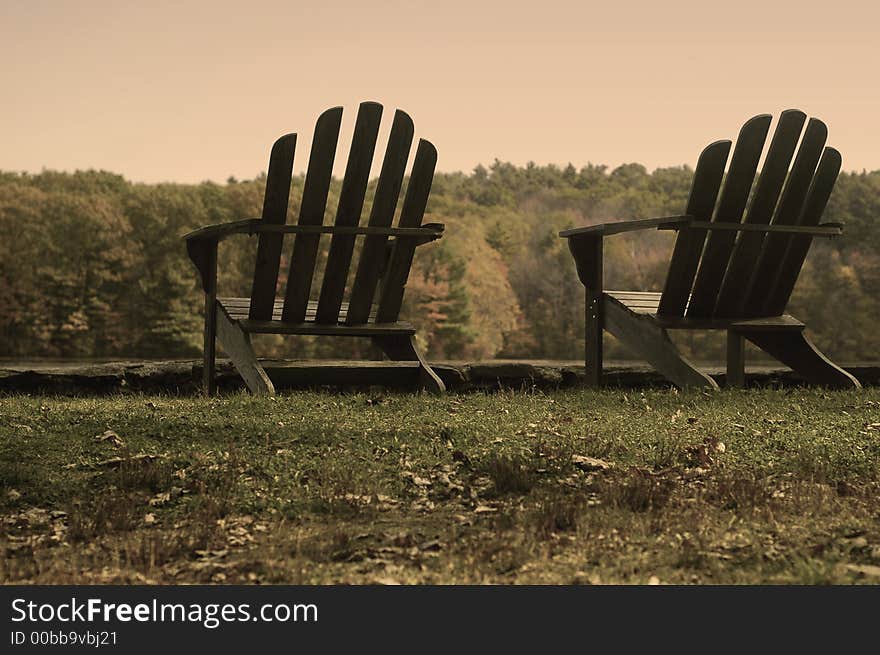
(1, 0), (878, 183)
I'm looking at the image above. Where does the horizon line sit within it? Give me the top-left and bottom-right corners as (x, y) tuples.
(4, 161), (880, 187)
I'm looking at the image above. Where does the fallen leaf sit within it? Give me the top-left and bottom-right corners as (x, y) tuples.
(195, 549), (228, 559)
(373, 577), (400, 585)
(66, 453), (167, 470)
(94, 430), (125, 448)
(685, 436), (725, 468)
(148, 492), (171, 507)
(844, 536), (869, 549)
(571, 455), (613, 472)
(401, 471), (432, 487)
(844, 564), (880, 579)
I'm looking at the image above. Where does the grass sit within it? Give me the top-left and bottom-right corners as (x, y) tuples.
(1, 388), (879, 584)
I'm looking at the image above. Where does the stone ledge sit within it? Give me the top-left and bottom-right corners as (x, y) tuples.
(0, 359), (876, 394)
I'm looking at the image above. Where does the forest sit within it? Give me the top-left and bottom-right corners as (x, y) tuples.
(0, 161), (877, 364)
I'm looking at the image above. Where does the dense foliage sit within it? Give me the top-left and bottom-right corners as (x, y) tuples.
(1, 161), (877, 362)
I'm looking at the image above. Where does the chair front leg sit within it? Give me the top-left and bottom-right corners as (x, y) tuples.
(186, 238), (219, 395)
(567, 235), (604, 387)
(203, 291), (217, 396)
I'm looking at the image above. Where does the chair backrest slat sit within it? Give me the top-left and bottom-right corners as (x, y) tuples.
(345, 110), (415, 325)
(376, 139), (438, 323)
(248, 134), (296, 320)
(281, 107), (342, 323)
(314, 102), (384, 324)
(657, 140), (730, 316)
(686, 114), (772, 317)
(742, 118), (828, 315)
(763, 147), (841, 315)
(714, 110), (807, 316)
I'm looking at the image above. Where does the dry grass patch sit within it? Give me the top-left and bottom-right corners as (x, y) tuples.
(1, 388), (879, 584)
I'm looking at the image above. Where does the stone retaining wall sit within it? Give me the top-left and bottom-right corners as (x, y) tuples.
(1, 359), (877, 394)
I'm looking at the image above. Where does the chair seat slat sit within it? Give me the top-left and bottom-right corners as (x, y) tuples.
(220, 297), (378, 324)
(237, 319), (415, 337)
(607, 291), (803, 329)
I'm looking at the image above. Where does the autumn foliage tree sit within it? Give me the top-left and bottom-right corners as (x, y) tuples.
(0, 162), (877, 363)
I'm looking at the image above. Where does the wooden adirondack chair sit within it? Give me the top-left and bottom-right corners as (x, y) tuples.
(184, 102), (446, 395)
(560, 109), (861, 390)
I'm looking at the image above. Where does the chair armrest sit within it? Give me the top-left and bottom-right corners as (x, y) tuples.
(413, 223), (445, 245)
(183, 218), (261, 242)
(657, 220), (843, 237)
(559, 215), (691, 239)
(183, 220), (445, 243)
(184, 221), (444, 292)
(185, 237), (219, 293)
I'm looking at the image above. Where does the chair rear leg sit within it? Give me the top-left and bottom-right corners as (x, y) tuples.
(743, 329), (861, 389)
(604, 296), (719, 390)
(369, 342), (386, 362)
(726, 331), (746, 388)
(371, 335), (445, 393)
(215, 303), (275, 396)
(585, 285), (603, 388)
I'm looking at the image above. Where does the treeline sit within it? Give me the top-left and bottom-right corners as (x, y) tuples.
(1, 161), (878, 363)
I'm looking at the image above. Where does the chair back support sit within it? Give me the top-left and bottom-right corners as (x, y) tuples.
(658, 110), (841, 319)
(247, 102), (437, 325)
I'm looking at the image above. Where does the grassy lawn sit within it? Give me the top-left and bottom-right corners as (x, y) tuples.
(1, 388), (879, 585)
